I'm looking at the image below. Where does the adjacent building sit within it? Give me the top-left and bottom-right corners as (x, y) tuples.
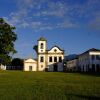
(78, 48), (100, 72)
(66, 48), (100, 72)
(66, 57), (78, 71)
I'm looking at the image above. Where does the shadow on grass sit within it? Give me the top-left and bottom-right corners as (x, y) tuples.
(78, 72), (100, 77)
(77, 94), (100, 100)
(62, 71), (100, 77)
(65, 93), (100, 100)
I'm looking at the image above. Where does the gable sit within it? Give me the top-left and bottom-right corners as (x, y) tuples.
(24, 58), (37, 63)
(48, 46), (64, 53)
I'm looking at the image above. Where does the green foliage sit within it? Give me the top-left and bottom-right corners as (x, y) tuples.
(0, 18), (17, 65)
(33, 45), (38, 53)
(0, 54), (11, 65)
(0, 71), (100, 100)
(11, 58), (23, 66)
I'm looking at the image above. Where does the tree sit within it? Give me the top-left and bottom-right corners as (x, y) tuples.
(33, 45), (38, 54)
(11, 58), (23, 70)
(11, 58), (23, 66)
(0, 18), (17, 65)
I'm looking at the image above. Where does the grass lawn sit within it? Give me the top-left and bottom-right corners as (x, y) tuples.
(0, 70), (100, 100)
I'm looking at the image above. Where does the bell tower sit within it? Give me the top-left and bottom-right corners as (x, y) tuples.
(37, 37), (47, 71)
(38, 37), (47, 53)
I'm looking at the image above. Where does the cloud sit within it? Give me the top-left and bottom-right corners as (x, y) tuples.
(57, 21), (79, 29)
(5, 0), (100, 31)
(88, 13), (100, 30)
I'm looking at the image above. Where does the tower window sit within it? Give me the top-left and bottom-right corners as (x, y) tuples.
(59, 57), (62, 62)
(41, 43), (44, 49)
(54, 57), (57, 62)
(40, 56), (44, 62)
(96, 55), (100, 60)
(49, 57), (52, 62)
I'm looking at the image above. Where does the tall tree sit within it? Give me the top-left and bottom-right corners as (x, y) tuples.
(11, 58), (23, 70)
(0, 18), (17, 65)
(33, 45), (38, 54)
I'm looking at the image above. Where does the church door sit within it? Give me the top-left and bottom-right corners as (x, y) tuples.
(29, 66), (32, 71)
(53, 64), (58, 72)
(96, 64), (100, 72)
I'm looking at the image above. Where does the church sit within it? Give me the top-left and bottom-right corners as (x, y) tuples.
(24, 37), (64, 71)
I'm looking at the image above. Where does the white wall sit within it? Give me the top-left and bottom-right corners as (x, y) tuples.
(89, 52), (100, 65)
(67, 59), (78, 71)
(24, 63), (37, 71)
(78, 53), (89, 72)
(0, 64), (6, 70)
(78, 51), (100, 72)
(24, 58), (37, 71)
(46, 52), (64, 72)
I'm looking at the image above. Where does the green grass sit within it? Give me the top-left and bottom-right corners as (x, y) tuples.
(0, 70), (100, 100)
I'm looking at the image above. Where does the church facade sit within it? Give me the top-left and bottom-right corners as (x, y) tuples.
(24, 37), (64, 71)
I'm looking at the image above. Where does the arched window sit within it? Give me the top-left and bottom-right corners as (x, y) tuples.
(54, 57), (57, 62)
(40, 56), (44, 62)
(40, 43), (43, 49)
(49, 57), (52, 62)
(59, 57), (62, 62)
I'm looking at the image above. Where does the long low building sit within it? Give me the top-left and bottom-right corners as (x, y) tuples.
(78, 48), (100, 72)
(66, 48), (100, 72)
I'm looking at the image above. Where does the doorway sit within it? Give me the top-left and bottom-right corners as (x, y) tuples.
(53, 64), (58, 72)
(92, 64), (95, 72)
(29, 66), (32, 71)
(96, 64), (100, 72)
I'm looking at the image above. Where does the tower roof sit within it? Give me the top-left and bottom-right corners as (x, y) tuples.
(38, 37), (47, 41)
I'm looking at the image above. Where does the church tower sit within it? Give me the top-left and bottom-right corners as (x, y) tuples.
(37, 37), (47, 71)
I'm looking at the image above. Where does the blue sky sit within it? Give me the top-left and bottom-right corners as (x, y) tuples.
(0, 0), (100, 58)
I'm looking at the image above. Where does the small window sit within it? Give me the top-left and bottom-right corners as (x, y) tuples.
(49, 57), (52, 62)
(41, 43), (43, 49)
(96, 55), (100, 60)
(54, 57), (57, 62)
(91, 55), (95, 60)
(59, 57), (62, 62)
(40, 56), (44, 62)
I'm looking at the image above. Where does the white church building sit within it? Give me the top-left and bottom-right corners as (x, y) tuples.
(24, 37), (64, 72)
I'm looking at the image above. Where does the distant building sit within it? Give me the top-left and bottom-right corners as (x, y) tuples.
(24, 37), (64, 71)
(78, 48), (100, 72)
(66, 48), (100, 72)
(66, 57), (78, 71)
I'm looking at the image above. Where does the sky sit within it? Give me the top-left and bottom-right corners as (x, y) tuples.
(0, 0), (100, 59)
